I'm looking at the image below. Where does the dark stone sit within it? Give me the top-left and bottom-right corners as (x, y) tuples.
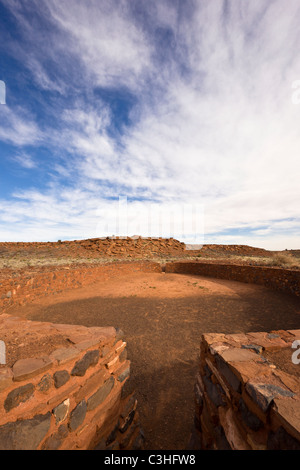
(37, 374), (53, 393)
(53, 370), (70, 388)
(0, 413), (51, 450)
(121, 378), (135, 399)
(215, 355), (241, 392)
(53, 399), (70, 424)
(87, 377), (115, 411)
(41, 424), (69, 450)
(117, 366), (130, 383)
(69, 400), (87, 431)
(246, 382), (295, 412)
(106, 421), (120, 446)
(4, 383), (35, 412)
(204, 364), (212, 378)
(241, 344), (263, 354)
(203, 375), (226, 408)
(119, 421), (138, 449)
(214, 425), (232, 450)
(119, 410), (135, 434)
(71, 350), (100, 376)
(238, 398), (263, 431)
(267, 426), (300, 450)
(119, 348), (127, 363)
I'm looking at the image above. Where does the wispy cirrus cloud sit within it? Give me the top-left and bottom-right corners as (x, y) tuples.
(0, 0), (299, 248)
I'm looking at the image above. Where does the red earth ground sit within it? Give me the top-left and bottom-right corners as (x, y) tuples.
(5, 265), (300, 450)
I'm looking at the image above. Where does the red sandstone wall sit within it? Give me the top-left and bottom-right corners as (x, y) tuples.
(0, 315), (143, 450)
(165, 262), (300, 297)
(0, 261), (161, 312)
(190, 330), (300, 450)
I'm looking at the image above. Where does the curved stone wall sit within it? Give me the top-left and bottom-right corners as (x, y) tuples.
(0, 314), (143, 450)
(165, 261), (300, 297)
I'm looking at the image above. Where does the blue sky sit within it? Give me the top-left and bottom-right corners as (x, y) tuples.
(0, 0), (300, 249)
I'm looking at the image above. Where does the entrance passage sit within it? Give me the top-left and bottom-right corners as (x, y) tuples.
(9, 272), (300, 450)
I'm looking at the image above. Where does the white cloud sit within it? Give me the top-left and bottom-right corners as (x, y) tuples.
(0, 0), (300, 248)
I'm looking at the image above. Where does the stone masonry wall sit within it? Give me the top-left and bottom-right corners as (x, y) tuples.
(0, 261), (161, 312)
(0, 314), (143, 450)
(191, 329), (300, 450)
(165, 262), (300, 297)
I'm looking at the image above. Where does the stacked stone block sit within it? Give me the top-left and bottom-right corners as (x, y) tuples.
(0, 315), (143, 450)
(191, 330), (300, 450)
(0, 261), (161, 311)
(165, 262), (300, 297)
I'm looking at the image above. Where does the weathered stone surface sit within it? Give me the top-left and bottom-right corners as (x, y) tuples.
(53, 370), (70, 388)
(42, 424), (69, 450)
(241, 344), (263, 354)
(69, 400), (87, 431)
(215, 355), (241, 392)
(0, 367), (13, 392)
(50, 347), (79, 365)
(53, 398), (70, 424)
(245, 382), (295, 412)
(238, 398), (263, 431)
(115, 363), (130, 383)
(0, 412), (51, 450)
(37, 373), (53, 393)
(203, 375), (226, 408)
(267, 426), (300, 450)
(119, 349), (127, 363)
(87, 377), (115, 411)
(71, 350), (100, 376)
(12, 356), (53, 381)
(220, 348), (259, 363)
(218, 407), (251, 450)
(74, 368), (110, 404)
(4, 383), (35, 411)
(272, 397), (300, 441)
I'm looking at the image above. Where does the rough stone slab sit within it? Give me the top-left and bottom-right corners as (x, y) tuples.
(4, 383), (35, 411)
(74, 368), (110, 404)
(241, 344), (263, 354)
(115, 362), (130, 383)
(0, 368), (13, 392)
(69, 400), (87, 431)
(50, 347), (80, 365)
(288, 330), (300, 338)
(12, 356), (53, 381)
(215, 355), (241, 392)
(219, 348), (260, 363)
(267, 426), (300, 450)
(71, 349), (100, 376)
(53, 399), (70, 424)
(37, 373), (53, 393)
(245, 381), (295, 412)
(272, 397), (300, 441)
(209, 343), (229, 356)
(87, 376), (115, 411)
(205, 358), (231, 400)
(218, 407), (251, 450)
(0, 412), (51, 450)
(53, 370), (70, 389)
(247, 332), (287, 351)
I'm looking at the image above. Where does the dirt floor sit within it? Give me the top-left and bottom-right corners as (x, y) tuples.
(8, 271), (300, 450)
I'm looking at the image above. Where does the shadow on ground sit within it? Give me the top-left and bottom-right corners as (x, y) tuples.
(22, 288), (300, 450)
